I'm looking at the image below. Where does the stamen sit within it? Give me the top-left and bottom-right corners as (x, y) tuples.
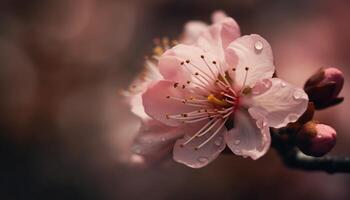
(197, 119), (222, 137)
(224, 99), (235, 104)
(213, 62), (231, 86)
(222, 110), (233, 119)
(240, 67), (250, 92)
(200, 55), (217, 80)
(183, 114), (220, 123)
(207, 94), (231, 107)
(166, 96), (210, 106)
(168, 112), (209, 120)
(181, 117), (218, 146)
(195, 118), (228, 150)
(220, 92), (237, 100)
(188, 62), (216, 82)
(180, 62), (212, 89)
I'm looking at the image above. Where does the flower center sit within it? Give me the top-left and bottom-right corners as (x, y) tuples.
(164, 54), (250, 150)
(207, 94), (231, 107)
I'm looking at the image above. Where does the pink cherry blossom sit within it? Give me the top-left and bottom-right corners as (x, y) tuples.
(123, 59), (163, 121)
(128, 12), (309, 168)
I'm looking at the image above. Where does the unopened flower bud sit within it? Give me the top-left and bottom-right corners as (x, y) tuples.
(304, 67), (344, 109)
(297, 121), (336, 157)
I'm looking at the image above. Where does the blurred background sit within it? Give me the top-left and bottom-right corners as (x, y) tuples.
(0, 0), (350, 199)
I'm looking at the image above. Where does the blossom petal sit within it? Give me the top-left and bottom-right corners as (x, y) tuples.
(123, 60), (162, 121)
(197, 17), (240, 63)
(220, 18), (241, 49)
(224, 109), (270, 160)
(142, 80), (200, 126)
(225, 34), (275, 87)
(158, 55), (191, 84)
(211, 10), (227, 23)
(131, 120), (184, 165)
(129, 93), (151, 121)
(182, 21), (208, 44)
(159, 44), (219, 84)
(249, 78), (309, 128)
(173, 120), (227, 168)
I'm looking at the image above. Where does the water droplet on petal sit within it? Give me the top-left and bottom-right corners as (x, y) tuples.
(214, 136), (223, 146)
(281, 82), (287, 88)
(161, 137), (166, 142)
(262, 121), (268, 127)
(198, 157), (209, 163)
(254, 41), (263, 52)
(234, 140), (241, 145)
(293, 90), (303, 100)
(256, 119), (267, 129)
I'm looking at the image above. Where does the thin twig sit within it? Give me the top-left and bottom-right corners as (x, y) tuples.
(271, 129), (350, 174)
(279, 149), (350, 174)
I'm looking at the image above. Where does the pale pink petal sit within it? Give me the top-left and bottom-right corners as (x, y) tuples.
(248, 78), (309, 128)
(173, 121), (227, 168)
(129, 93), (151, 121)
(220, 18), (241, 49)
(225, 109), (270, 160)
(124, 59), (163, 121)
(142, 80), (199, 126)
(159, 44), (219, 84)
(182, 21), (208, 44)
(158, 55), (191, 84)
(132, 120), (183, 165)
(197, 17), (240, 63)
(225, 34), (275, 87)
(211, 10), (227, 23)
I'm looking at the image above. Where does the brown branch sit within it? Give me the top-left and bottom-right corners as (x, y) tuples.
(271, 130), (350, 174)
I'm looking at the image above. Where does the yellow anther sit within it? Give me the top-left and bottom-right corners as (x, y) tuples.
(207, 94), (231, 107)
(153, 46), (164, 56)
(242, 87), (252, 95)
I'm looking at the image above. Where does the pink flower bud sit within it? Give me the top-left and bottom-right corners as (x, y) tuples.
(304, 67), (344, 109)
(320, 68), (344, 98)
(297, 122), (337, 157)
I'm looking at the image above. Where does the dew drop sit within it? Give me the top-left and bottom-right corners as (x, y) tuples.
(256, 119), (267, 129)
(234, 140), (241, 145)
(293, 90), (303, 100)
(262, 121), (267, 127)
(281, 82), (287, 88)
(214, 136), (223, 146)
(198, 157), (209, 163)
(254, 41), (263, 52)
(161, 137), (166, 142)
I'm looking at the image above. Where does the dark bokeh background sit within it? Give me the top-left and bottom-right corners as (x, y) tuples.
(0, 0), (350, 199)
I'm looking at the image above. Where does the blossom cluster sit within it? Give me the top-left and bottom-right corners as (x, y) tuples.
(123, 11), (343, 168)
